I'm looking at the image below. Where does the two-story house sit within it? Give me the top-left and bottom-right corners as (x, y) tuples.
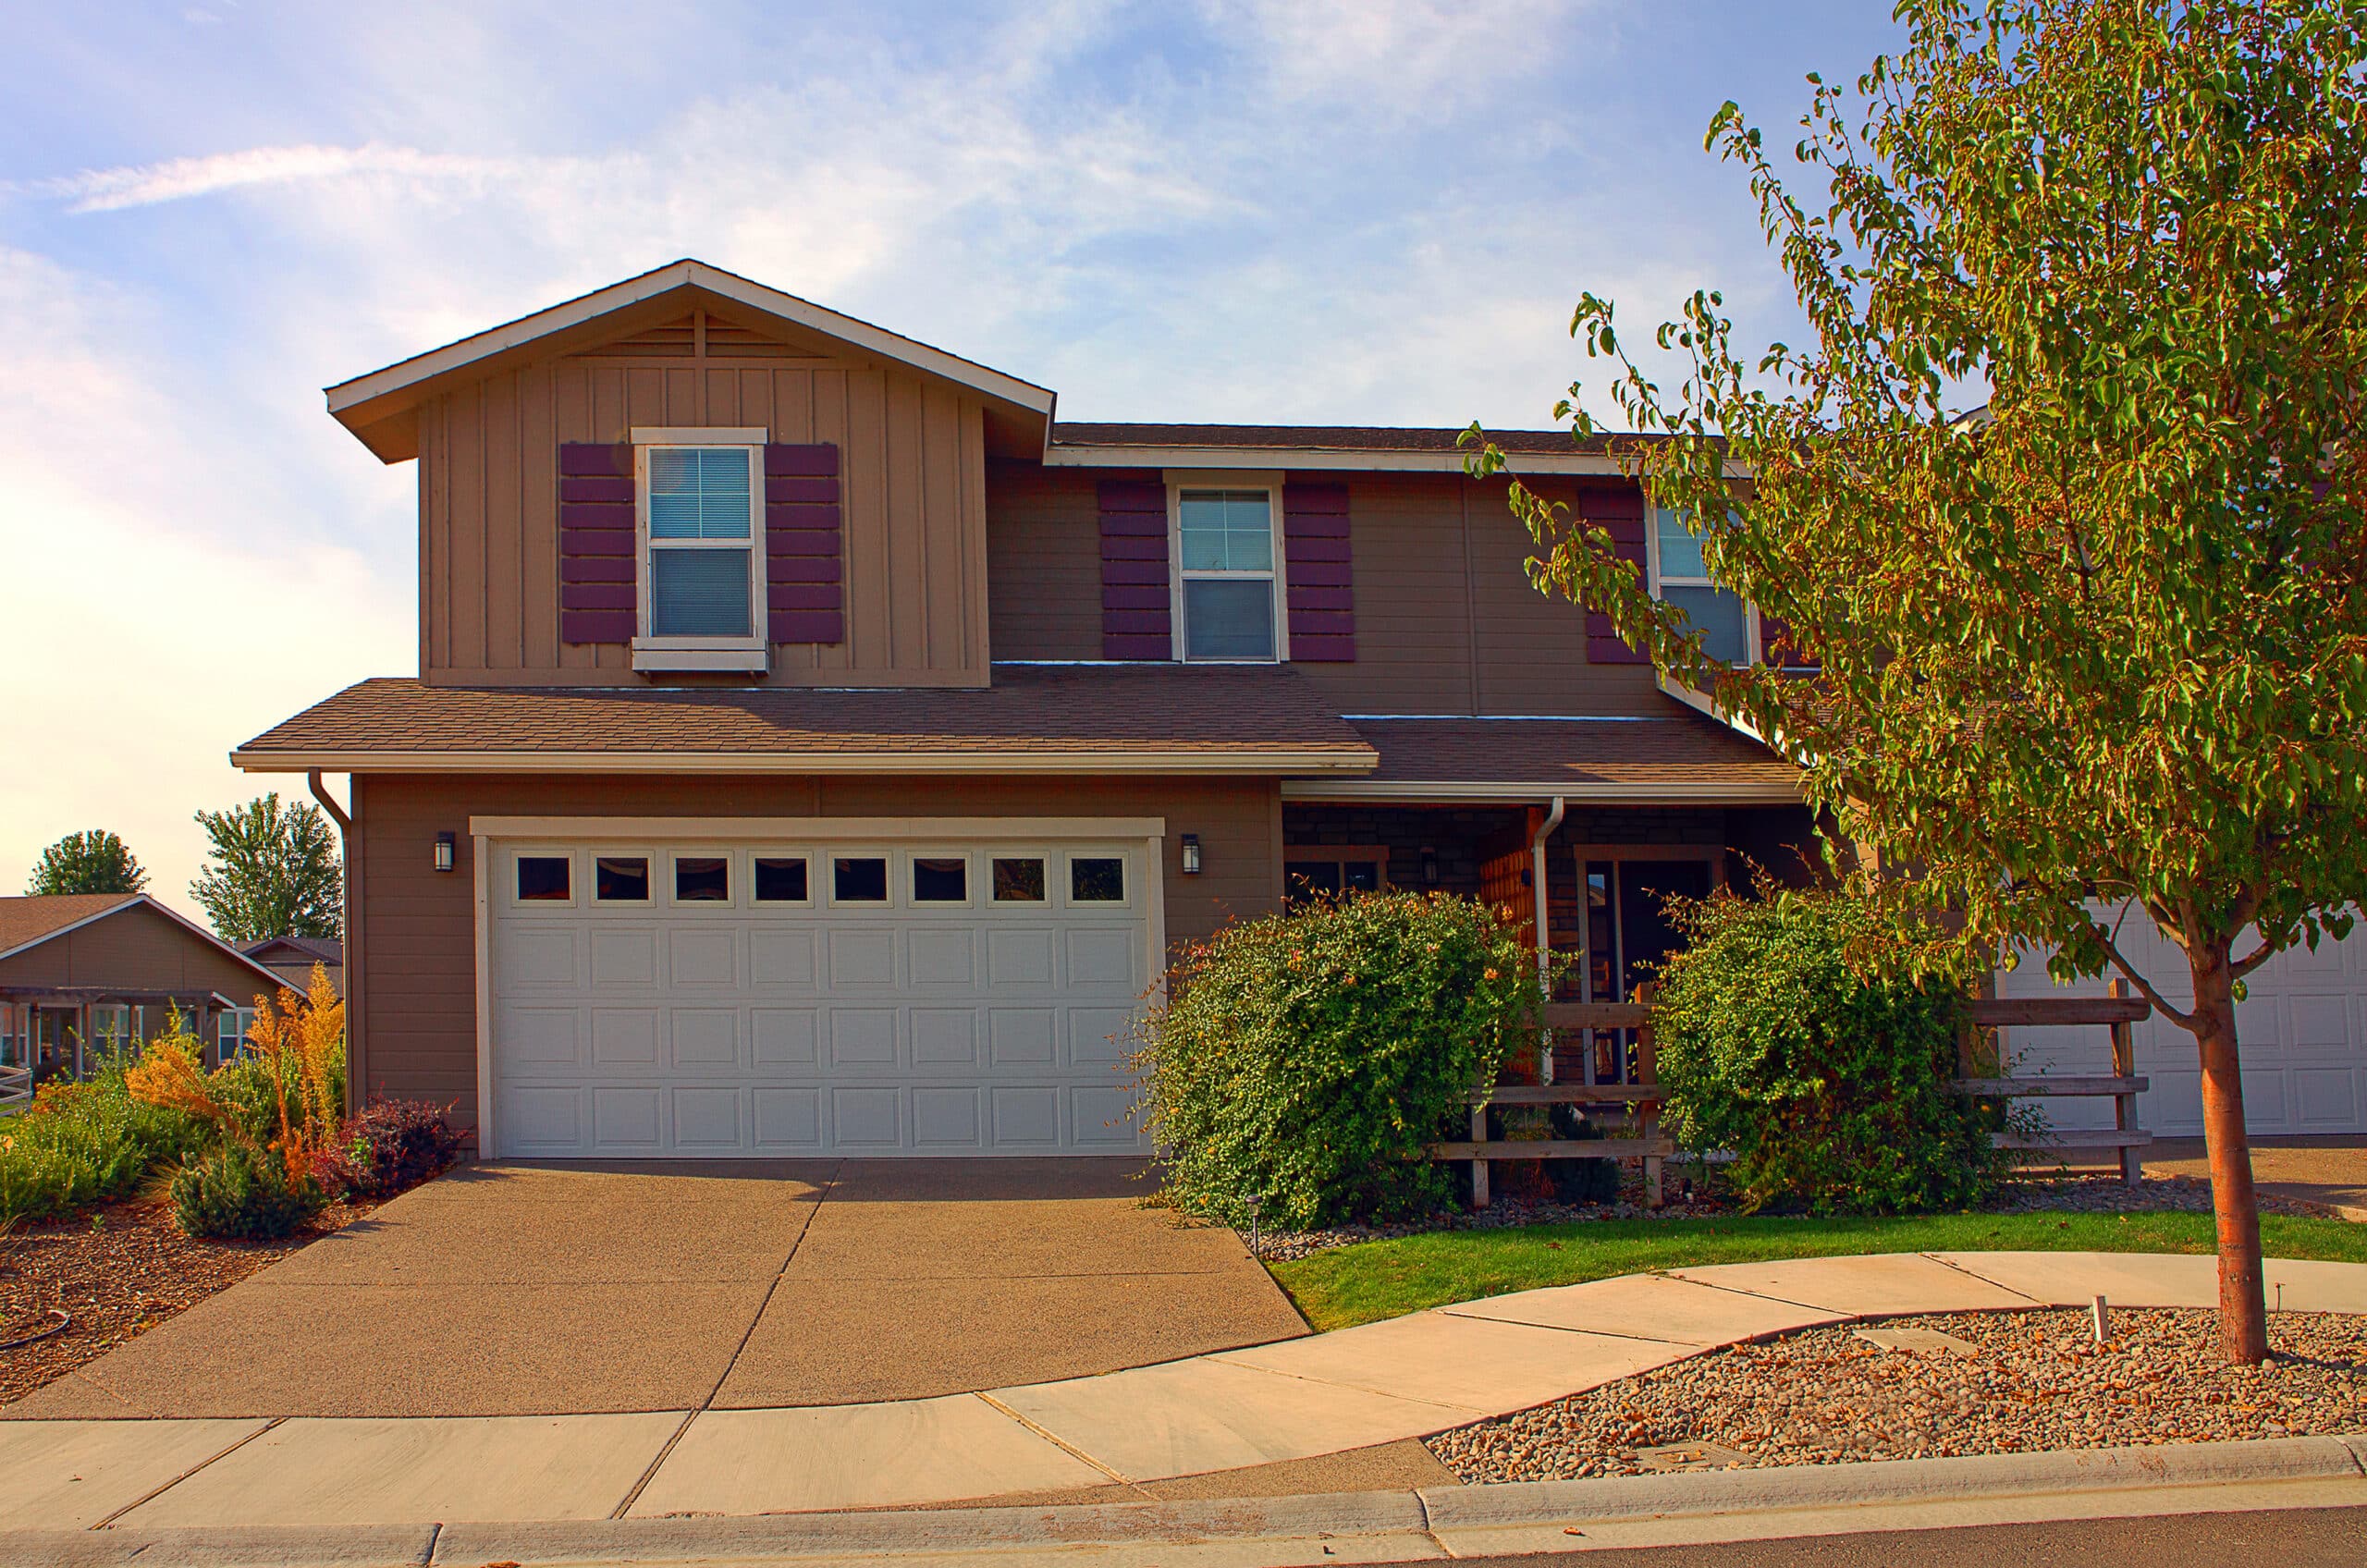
(234, 259), (1816, 1160)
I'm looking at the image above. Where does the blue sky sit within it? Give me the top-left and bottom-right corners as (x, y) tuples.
(0, 0), (1909, 917)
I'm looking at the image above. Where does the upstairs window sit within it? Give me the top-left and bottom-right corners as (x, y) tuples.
(638, 437), (763, 650)
(1649, 504), (1755, 666)
(1174, 487), (1281, 661)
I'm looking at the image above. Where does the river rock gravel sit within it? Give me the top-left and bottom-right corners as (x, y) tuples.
(1424, 1305), (2367, 1482)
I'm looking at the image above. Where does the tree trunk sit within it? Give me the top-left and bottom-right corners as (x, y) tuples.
(2189, 945), (2268, 1364)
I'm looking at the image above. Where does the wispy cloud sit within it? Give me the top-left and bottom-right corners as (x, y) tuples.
(20, 142), (549, 214)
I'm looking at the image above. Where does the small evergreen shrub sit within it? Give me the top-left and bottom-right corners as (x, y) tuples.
(1651, 886), (2011, 1215)
(342, 1099), (463, 1197)
(169, 1142), (320, 1240)
(0, 1052), (211, 1224)
(1132, 891), (1540, 1229)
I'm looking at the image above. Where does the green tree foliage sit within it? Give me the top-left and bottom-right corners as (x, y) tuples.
(191, 793), (344, 942)
(1472, 0), (2367, 1360)
(1652, 886), (2015, 1215)
(26, 829), (147, 896)
(1132, 892), (1540, 1229)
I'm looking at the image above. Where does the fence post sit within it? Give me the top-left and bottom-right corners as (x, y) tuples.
(1469, 1099), (1490, 1209)
(2108, 977), (2142, 1187)
(1636, 982), (1662, 1208)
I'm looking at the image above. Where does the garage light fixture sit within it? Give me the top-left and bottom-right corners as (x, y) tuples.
(434, 831), (456, 874)
(1180, 834), (1202, 875)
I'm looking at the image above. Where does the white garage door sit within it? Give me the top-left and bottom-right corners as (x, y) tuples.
(482, 831), (1159, 1158)
(1998, 903), (2367, 1136)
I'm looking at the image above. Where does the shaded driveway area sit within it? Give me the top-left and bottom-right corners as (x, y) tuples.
(6, 1159), (1307, 1420)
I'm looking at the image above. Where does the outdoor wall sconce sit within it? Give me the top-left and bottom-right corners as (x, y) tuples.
(1420, 845), (1440, 885)
(1180, 834), (1202, 875)
(434, 831), (456, 874)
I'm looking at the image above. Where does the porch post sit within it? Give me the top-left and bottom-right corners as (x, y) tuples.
(1530, 795), (1564, 1083)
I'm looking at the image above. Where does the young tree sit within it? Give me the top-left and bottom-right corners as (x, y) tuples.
(26, 829), (149, 896)
(191, 794), (344, 942)
(1474, 0), (2367, 1362)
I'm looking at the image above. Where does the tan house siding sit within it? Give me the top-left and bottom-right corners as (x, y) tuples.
(353, 771), (1280, 1132)
(416, 306), (993, 690)
(0, 903), (276, 1002)
(985, 466), (1666, 716)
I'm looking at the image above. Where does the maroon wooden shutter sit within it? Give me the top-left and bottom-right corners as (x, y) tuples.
(766, 444), (843, 644)
(1580, 484), (1650, 666)
(558, 443), (635, 643)
(1099, 477), (1170, 659)
(1282, 483), (1354, 661)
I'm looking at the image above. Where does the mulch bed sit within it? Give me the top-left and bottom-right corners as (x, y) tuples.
(1426, 1305), (2367, 1483)
(0, 1196), (374, 1406)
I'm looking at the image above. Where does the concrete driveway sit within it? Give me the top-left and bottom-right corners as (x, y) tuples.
(6, 1159), (1307, 1420)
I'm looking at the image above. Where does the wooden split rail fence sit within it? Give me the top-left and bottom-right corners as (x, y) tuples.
(1433, 981), (2153, 1209)
(0, 1062), (30, 1109)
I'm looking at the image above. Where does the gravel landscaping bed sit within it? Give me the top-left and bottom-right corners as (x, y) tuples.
(1251, 1171), (2341, 1260)
(1425, 1305), (2367, 1482)
(0, 1195), (375, 1406)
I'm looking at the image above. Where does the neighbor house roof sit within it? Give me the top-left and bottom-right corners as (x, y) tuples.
(240, 936), (344, 966)
(1043, 423), (1658, 476)
(1278, 712), (1803, 802)
(0, 894), (291, 990)
(230, 666), (1379, 775)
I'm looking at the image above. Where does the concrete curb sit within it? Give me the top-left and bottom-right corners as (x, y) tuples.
(7, 1433), (2361, 1567)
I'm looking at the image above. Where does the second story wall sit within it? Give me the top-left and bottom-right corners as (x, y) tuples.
(418, 310), (991, 688)
(986, 462), (1663, 717)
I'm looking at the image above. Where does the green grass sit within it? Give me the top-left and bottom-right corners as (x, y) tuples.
(1269, 1210), (2367, 1331)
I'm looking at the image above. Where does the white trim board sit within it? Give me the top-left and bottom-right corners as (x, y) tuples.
(468, 815), (1166, 839)
(234, 749), (1377, 776)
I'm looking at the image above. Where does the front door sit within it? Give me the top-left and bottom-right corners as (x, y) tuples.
(1576, 855), (1714, 1084)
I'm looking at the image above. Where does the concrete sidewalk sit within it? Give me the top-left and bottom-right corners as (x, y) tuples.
(5, 1250), (2364, 1531)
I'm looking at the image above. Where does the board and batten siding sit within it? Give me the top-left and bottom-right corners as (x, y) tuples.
(984, 466), (1665, 716)
(417, 350), (992, 688)
(0, 904), (272, 1000)
(350, 772), (1282, 1133)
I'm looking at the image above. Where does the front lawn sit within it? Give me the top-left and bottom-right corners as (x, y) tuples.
(1269, 1211), (2367, 1331)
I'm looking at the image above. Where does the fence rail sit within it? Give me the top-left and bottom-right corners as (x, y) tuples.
(1431, 982), (2153, 1207)
(0, 1063), (30, 1109)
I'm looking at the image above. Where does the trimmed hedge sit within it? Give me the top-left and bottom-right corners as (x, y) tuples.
(1651, 886), (2013, 1215)
(1133, 891), (1540, 1229)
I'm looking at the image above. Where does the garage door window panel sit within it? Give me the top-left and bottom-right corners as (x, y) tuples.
(833, 856), (889, 903)
(754, 856), (811, 903)
(912, 855), (970, 904)
(673, 854), (731, 903)
(514, 853), (573, 904)
(1070, 856), (1127, 905)
(993, 856), (1048, 903)
(595, 856), (650, 902)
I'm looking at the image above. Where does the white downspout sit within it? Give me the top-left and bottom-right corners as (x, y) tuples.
(1531, 794), (1565, 1083)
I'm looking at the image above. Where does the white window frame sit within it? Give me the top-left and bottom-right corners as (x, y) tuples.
(1165, 470), (1288, 664)
(632, 426), (769, 673)
(1645, 503), (1759, 668)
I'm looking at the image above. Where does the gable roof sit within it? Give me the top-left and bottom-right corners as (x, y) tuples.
(0, 894), (292, 990)
(228, 665), (1379, 776)
(1282, 713), (1802, 802)
(240, 935), (344, 966)
(325, 259), (1059, 463)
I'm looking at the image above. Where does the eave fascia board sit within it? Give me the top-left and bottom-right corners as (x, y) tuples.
(231, 748), (1379, 777)
(1041, 446), (1753, 478)
(324, 261), (1057, 432)
(1279, 779), (1802, 803)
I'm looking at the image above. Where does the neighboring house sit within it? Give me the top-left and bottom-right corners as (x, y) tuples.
(240, 935), (344, 997)
(0, 894), (292, 1083)
(227, 258), (1855, 1160)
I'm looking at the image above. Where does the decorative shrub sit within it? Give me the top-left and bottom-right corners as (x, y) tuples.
(1650, 885), (2013, 1215)
(341, 1098), (464, 1198)
(0, 1051), (211, 1224)
(1132, 891), (1541, 1229)
(169, 1141), (321, 1240)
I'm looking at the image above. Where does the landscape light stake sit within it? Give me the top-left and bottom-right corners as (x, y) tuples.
(2092, 1295), (2109, 1344)
(1245, 1195), (1261, 1259)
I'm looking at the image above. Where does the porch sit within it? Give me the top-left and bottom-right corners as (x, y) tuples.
(0, 990), (241, 1097)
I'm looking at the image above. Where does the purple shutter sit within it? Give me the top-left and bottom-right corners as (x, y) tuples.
(1099, 477), (1170, 659)
(1581, 484), (1650, 666)
(1282, 483), (1354, 661)
(558, 444), (635, 643)
(767, 444), (843, 643)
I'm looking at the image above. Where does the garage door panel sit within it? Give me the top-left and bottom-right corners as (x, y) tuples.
(913, 1086), (983, 1147)
(828, 1008), (900, 1067)
(2289, 996), (2351, 1054)
(490, 833), (1155, 1156)
(2294, 1069), (2359, 1128)
(588, 928), (658, 988)
(831, 1086), (901, 1145)
(754, 1087), (823, 1147)
(910, 929), (977, 986)
(751, 930), (816, 987)
(594, 1086), (664, 1148)
(673, 1087), (744, 1148)
(753, 1008), (819, 1065)
(669, 928), (740, 988)
(912, 1009), (978, 1066)
(669, 1009), (742, 1068)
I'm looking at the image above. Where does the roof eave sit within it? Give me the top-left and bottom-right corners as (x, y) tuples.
(231, 748), (1380, 777)
(1279, 779), (1804, 803)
